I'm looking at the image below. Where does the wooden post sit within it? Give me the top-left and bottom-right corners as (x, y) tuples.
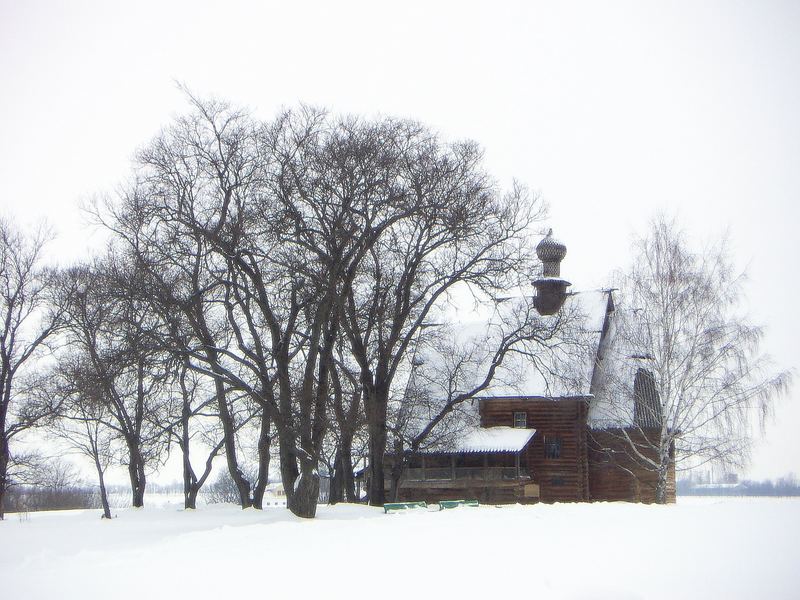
(515, 453), (520, 478)
(421, 455), (426, 481)
(450, 455), (456, 480)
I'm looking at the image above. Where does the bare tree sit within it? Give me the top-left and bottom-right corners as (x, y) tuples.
(107, 99), (441, 517)
(45, 356), (117, 518)
(324, 346), (366, 504)
(340, 156), (545, 505)
(93, 93), (552, 517)
(98, 99), (277, 510)
(591, 216), (791, 503)
(166, 363), (229, 509)
(0, 219), (60, 519)
(103, 205), (263, 510)
(55, 261), (170, 508)
(203, 469), (243, 505)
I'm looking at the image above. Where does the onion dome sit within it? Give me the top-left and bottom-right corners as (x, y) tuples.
(536, 229), (567, 277)
(533, 229), (570, 315)
(536, 229), (567, 263)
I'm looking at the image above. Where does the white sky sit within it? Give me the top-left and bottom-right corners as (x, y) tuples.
(1, 0), (798, 481)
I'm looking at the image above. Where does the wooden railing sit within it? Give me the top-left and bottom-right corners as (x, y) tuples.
(403, 467), (528, 482)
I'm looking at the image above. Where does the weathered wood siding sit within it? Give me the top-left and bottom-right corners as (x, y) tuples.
(587, 429), (676, 503)
(480, 398), (590, 502)
(395, 482), (527, 505)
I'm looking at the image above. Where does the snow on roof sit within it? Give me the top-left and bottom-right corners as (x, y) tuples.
(586, 307), (643, 429)
(453, 426), (536, 453)
(439, 289), (613, 399)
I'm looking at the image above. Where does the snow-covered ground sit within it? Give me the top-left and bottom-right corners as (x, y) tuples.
(1, 497), (797, 600)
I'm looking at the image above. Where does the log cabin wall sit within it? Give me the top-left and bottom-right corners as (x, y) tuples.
(480, 398), (590, 502)
(587, 429), (676, 503)
(394, 483), (524, 505)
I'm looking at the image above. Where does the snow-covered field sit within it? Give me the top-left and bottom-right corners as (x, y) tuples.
(1, 497), (797, 600)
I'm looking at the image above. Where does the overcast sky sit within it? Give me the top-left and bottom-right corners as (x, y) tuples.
(1, 0), (798, 481)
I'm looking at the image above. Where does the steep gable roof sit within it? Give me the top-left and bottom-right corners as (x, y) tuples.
(405, 289), (614, 400)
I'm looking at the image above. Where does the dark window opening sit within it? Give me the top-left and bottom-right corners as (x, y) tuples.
(513, 411), (527, 428)
(544, 435), (562, 459)
(550, 476), (565, 487)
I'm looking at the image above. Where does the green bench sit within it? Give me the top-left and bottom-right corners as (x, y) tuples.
(438, 499), (479, 510)
(383, 501), (427, 513)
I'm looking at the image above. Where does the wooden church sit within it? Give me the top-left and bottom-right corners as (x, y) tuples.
(381, 232), (676, 504)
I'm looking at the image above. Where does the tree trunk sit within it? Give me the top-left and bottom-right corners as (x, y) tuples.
(182, 453), (198, 509)
(180, 400), (196, 509)
(212, 375), (252, 509)
(277, 427), (320, 518)
(278, 432), (299, 506)
(0, 434), (8, 520)
(329, 448), (343, 505)
(365, 389), (387, 506)
(340, 433), (357, 502)
(94, 456), (112, 519)
(389, 450), (404, 503)
(181, 445), (215, 510)
(186, 440), (221, 510)
(91, 439), (111, 519)
(186, 487), (199, 510)
(252, 411), (271, 509)
(655, 459), (670, 505)
(330, 432), (357, 504)
(289, 459), (320, 518)
(127, 444), (146, 507)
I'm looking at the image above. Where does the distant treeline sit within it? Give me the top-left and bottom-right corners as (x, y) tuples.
(2, 473), (295, 514)
(4, 485), (102, 513)
(678, 475), (800, 497)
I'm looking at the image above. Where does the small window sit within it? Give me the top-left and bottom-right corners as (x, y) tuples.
(513, 411), (527, 428)
(544, 435), (562, 459)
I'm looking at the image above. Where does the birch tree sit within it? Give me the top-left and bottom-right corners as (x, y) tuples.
(594, 217), (791, 503)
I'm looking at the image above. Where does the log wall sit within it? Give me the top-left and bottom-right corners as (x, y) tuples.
(480, 398), (590, 502)
(395, 481), (527, 505)
(587, 429), (676, 503)
(388, 398), (677, 505)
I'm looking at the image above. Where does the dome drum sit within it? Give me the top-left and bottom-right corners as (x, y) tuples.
(533, 230), (570, 315)
(533, 277), (571, 315)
